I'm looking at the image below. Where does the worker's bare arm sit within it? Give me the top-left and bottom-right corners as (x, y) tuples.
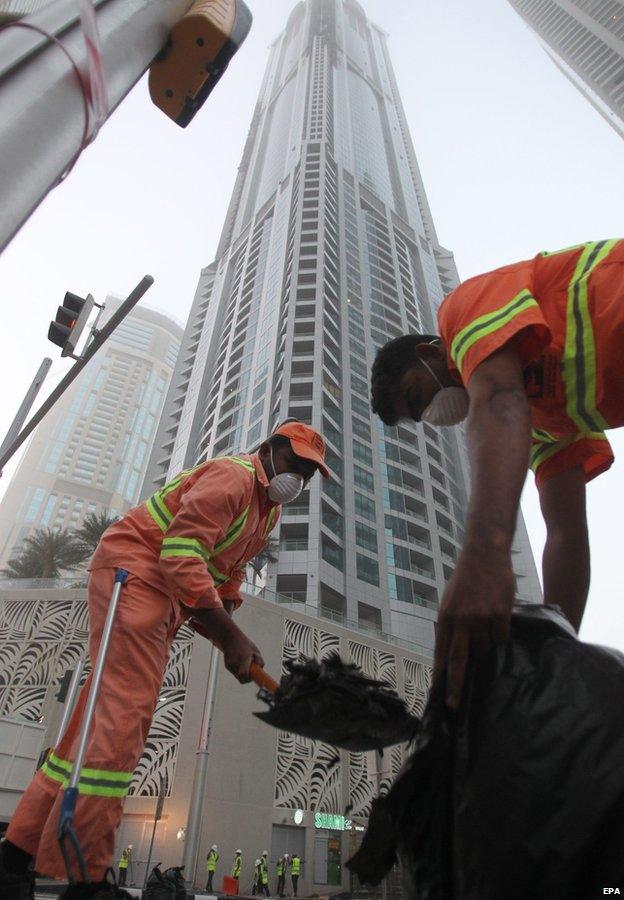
(538, 465), (589, 631)
(435, 341), (531, 708)
(185, 603), (264, 683)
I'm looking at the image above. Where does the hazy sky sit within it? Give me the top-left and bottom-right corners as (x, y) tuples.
(1, 1), (623, 648)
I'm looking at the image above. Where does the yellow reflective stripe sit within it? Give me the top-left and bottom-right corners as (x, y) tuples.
(451, 290), (538, 373)
(161, 539), (229, 585)
(532, 427), (557, 444)
(530, 430), (608, 473)
(213, 507), (249, 555)
(146, 493), (173, 532)
(540, 242), (585, 257)
(264, 507), (278, 536)
(161, 537), (211, 565)
(564, 240), (619, 433)
(41, 753), (133, 798)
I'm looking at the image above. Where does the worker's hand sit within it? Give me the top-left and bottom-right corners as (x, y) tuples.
(434, 547), (515, 710)
(222, 631), (265, 684)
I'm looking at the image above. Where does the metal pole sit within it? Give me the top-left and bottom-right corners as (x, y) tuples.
(0, 357), (52, 462)
(375, 752), (388, 900)
(144, 774), (167, 888)
(181, 645), (221, 886)
(0, 0), (194, 254)
(67, 570), (126, 791)
(55, 659), (86, 747)
(0, 274), (153, 473)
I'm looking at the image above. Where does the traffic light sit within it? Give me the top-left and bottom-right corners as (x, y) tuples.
(48, 292), (94, 357)
(148, 0), (252, 127)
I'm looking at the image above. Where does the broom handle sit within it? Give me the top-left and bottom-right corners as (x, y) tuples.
(249, 662), (278, 694)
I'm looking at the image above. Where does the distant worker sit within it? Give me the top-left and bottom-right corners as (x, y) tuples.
(371, 239), (624, 708)
(206, 844), (219, 892)
(0, 422), (328, 900)
(117, 847), (131, 887)
(290, 854), (301, 897)
(275, 856), (286, 897)
(232, 848), (243, 889)
(258, 851), (270, 897)
(276, 854), (287, 897)
(252, 858), (261, 896)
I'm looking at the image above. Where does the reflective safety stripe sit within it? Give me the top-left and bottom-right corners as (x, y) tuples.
(149, 457), (257, 585)
(539, 242), (585, 257)
(530, 430), (608, 474)
(41, 752), (133, 798)
(563, 240), (619, 432)
(146, 493), (173, 533)
(450, 289), (539, 374)
(146, 456), (255, 535)
(264, 506), (278, 537)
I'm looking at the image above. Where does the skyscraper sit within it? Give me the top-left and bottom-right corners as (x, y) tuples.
(144, 0), (541, 653)
(508, 0), (624, 138)
(0, 301), (182, 569)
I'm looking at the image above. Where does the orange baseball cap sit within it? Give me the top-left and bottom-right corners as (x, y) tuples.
(274, 421), (329, 478)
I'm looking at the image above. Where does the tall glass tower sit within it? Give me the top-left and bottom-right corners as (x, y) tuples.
(144, 0), (541, 653)
(507, 0), (624, 139)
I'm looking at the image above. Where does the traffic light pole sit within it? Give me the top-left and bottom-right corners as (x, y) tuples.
(0, 0), (194, 254)
(0, 274), (154, 476)
(0, 356), (52, 462)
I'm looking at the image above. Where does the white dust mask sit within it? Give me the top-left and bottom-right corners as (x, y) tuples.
(267, 447), (304, 504)
(418, 357), (469, 426)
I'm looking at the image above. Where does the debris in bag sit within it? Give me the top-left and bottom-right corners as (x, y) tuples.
(255, 653), (419, 751)
(347, 604), (624, 899)
(142, 864), (187, 900)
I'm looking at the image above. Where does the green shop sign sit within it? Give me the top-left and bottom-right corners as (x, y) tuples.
(314, 812), (353, 831)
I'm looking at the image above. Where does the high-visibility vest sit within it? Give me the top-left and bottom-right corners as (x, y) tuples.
(232, 855), (242, 878)
(260, 858), (269, 883)
(207, 850), (219, 872)
(277, 860), (284, 876)
(146, 456), (278, 586)
(118, 852), (129, 869)
(291, 857), (301, 876)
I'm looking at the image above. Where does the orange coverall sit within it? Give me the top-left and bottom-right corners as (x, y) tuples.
(438, 239), (624, 486)
(7, 454), (279, 880)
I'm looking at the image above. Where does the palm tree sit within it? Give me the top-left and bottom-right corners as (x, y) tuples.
(75, 511), (119, 555)
(248, 537), (279, 587)
(2, 527), (88, 579)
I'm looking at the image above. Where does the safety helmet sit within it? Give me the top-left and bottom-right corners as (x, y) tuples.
(211, 845), (218, 851)
(236, 849), (242, 854)
(262, 851), (268, 856)
(284, 853), (289, 858)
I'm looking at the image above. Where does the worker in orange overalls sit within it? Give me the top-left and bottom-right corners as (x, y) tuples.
(370, 239), (624, 708)
(1, 421), (328, 900)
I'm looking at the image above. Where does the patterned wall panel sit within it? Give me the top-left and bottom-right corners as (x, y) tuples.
(402, 657), (432, 718)
(275, 619), (341, 810)
(0, 594), (193, 797)
(347, 641), (398, 690)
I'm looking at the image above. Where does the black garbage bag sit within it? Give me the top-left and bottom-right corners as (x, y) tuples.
(347, 604), (624, 899)
(162, 866), (187, 900)
(143, 864), (187, 900)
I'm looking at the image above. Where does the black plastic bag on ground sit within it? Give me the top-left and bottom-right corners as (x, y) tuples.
(142, 864), (187, 900)
(347, 604), (624, 899)
(162, 866), (187, 900)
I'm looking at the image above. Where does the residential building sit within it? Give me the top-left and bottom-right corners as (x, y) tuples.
(143, 0), (541, 652)
(0, 301), (182, 569)
(508, 0), (624, 137)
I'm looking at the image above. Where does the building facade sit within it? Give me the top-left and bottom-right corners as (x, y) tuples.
(0, 581), (429, 892)
(0, 302), (182, 570)
(508, 0), (624, 138)
(143, 0), (541, 653)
